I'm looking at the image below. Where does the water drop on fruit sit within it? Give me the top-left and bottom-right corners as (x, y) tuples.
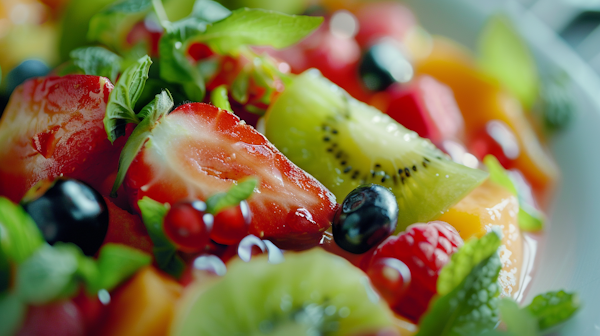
(210, 200), (252, 245)
(163, 200), (213, 253)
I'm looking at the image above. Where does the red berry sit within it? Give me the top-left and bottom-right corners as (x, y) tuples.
(366, 221), (462, 322)
(163, 200), (214, 253)
(210, 200), (251, 245)
(469, 120), (521, 169)
(367, 257), (411, 308)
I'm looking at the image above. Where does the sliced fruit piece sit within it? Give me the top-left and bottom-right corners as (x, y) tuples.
(97, 267), (182, 336)
(171, 248), (395, 336)
(16, 300), (85, 336)
(415, 44), (558, 203)
(102, 197), (153, 254)
(0, 75), (125, 203)
(124, 102), (338, 249)
(353, 1), (417, 48)
(438, 180), (524, 298)
(264, 70), (487, 231)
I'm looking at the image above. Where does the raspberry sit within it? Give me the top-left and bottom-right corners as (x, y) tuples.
(366, 221), (463, 322)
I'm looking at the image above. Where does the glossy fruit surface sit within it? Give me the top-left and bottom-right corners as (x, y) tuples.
(210, 200), (252, 245)
(101, 196), (153, 254)
(124, 102), (339, 249)
(0, 75), (125, 203)
(21, 177), (109, 256)
(367, 221), (462, 322)
(359, 40), (413, 92)
(332, 184), (398, 254)
(163, 200), (214, 253)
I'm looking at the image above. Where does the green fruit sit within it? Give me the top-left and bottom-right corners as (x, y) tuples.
(171, 249), (394, 336)
(264, 70), (488, 232)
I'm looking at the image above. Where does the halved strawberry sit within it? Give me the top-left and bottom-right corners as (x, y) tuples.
(124, 102), (338, 249)
(0, 75), (125, 202)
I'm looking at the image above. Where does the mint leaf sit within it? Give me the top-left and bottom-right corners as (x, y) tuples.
(437, 231), (502, 296)
(111, 90), (173, 196)
(88, 0), (153, 51)
(88, 244), (152, 293)
(197, 8), (323, 55)
(0, 197), (44, 264)
(69, 46), (123, 83)
(483, 155), (544, 232)
(206, 177), (258, 214)
(15, 244), (79, 304)
(0, 293), (26, 336)
(497, 298), (539, 336)
(526, 290), (580, 331)
(478, 15), (539, 109)
(538, 73), (574, 132)
(138, 197), (185, 278)
(210, 84), (232, 111)
(418, 254), (502, 336)
(104, 55), (152, 143)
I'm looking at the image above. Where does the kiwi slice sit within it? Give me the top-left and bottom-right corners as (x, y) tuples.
(264, 70), (488, 231)
(171, 249), (394, 336)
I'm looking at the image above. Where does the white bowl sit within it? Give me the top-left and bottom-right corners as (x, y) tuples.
(404, 0), (600, 334)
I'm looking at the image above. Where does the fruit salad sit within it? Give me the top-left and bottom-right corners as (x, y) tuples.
(0, 0), (580, 335)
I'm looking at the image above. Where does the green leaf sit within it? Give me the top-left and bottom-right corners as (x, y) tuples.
(437, 231), (502, 296)
(104, 55), (153, 143)
(483, 155), (544, 232)
(0, 244), (8, 294)
(497, 298), (539, 336)
(88, 0), (153, 51)
(0, 293), (26, 336)
(210, 85), (232, 111)
(15, 244), (80, 304)
(111, 90), (173, 196)
(88, 244), (152, 293)
(417, 254), (502, 336)
(138, 197), (185, 278)
(206, 177), (258, 214)
(0, 197), (44, 264)
(526, 290), (580, 331)
(69, 46), (123, 83)
(186, 0), (231, 24)
(197, 8), (323, 55)
(478, 15), (539, 109)
(538, 73), (574, 133)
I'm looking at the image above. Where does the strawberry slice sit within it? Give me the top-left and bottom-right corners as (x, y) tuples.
(0, 75), (126, 202)
(124, 102), (338, 249)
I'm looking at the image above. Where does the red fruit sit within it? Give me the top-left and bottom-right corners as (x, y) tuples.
(385, 76), (464, 146)
(16, 300), (85, 336)
(101, 196), (153, 254)
(367, 221), (463, 322)
(126, 21), (162, 57)
(210, 200), (252, 245)
(163, 200), (214, 253)
(187, 43), (215, 62)
(72, 290), (108, 332)
(0, 75), (125, 203)
(318, 231), (375, 268)
(354, 2), (417, 47)
(124, 103), (338, 249)
(469, 120), (521, 169)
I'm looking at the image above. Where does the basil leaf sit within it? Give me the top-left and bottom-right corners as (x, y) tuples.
(15, 244), (79, 304)
(104, 55), (152, 143)
(138, 197), (185, 278)
(197, 9), (323, 55)
(417, 254), (502, 336)
(0, 197), (44, 264)
(478, 15), (539, 109)
(206, 177), (258, 214)
(437, 231), (502, 296)
(188, 0), (231, 23)
(111, 90), (173, 196)
(69, 46), (123, 83)
(88, 0), (153, 51)
(0, 293), (26, 336)
(210, 85), (232, 111)
(88, 244), (152, 293)
(483, 155), (544, 232)
(526, 290), (580, 331)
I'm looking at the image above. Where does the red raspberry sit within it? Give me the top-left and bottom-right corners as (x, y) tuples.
(366, 221), (463, 322)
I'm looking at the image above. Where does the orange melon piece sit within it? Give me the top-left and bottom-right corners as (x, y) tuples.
(439, 180), (523, 298)
(100, 267), (182, 336)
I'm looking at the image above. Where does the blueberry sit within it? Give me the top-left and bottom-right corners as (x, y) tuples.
(5, 59), (50, 95)
(358, 40), (413, 92)
(332, 184), (398, 254)
(21, 178), (109, 256)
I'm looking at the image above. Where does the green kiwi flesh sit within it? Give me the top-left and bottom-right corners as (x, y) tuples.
(264, 70), (488, 232)
(171, 249), (394, 336)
